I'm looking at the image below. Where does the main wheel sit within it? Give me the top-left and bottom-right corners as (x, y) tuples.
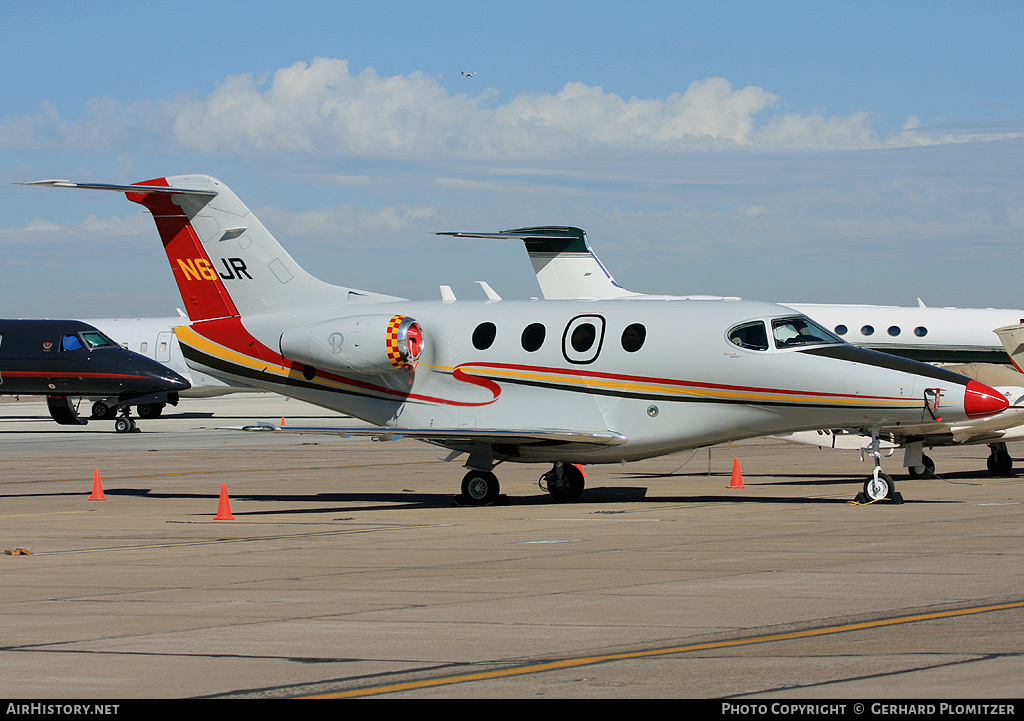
(987, 451), (1013, 476)
(461, 471), (500, 505)
(545, 464), (585, 502)
(91, 401), (115, 420)
(863, 472), (893, 501)
(136, 403), (164, 418)
(907, 454), (935, 479)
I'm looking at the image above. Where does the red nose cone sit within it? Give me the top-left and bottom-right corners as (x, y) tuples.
(964, 380), (1010, 419)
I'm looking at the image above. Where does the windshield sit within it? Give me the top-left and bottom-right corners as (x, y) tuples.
(772, 316), (842, 349)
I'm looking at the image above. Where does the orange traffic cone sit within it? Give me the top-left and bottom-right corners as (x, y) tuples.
(729, 457), (745, 489)
(574, 464), (586, 477)
(89, 469), (107, 501)
(280, 417), (286, 427)
(215, 484), (235, 520)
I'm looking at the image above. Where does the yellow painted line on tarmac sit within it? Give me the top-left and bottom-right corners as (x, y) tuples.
(310, 600), (1024, 698)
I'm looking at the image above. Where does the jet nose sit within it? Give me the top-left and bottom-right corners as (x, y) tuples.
(964, 380), (1010, 419)
(134, 355), (191, 392)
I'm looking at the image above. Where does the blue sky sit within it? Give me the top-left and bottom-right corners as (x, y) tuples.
(1, 1), (1022, 317)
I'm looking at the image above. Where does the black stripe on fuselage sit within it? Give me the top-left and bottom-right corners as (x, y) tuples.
(178, 342), (405, 404)
(798, 345), (971, 385)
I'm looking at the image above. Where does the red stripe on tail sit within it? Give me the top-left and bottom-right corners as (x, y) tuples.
(127, 178), (239, 322)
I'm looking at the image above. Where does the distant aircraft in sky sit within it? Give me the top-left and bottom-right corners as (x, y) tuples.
(455, 225), (1024, 477)
(23, 176), (1009, 504)
(0, 319), (190, 432)
(461, 71), (476, 77)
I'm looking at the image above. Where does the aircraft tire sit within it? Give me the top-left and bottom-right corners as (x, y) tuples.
(907, 454), (935, 479)
(136, 403), (164, 418)
(987, 451), (1012, 476)
(545, 464), (585, 502)
(114, 417), (133, 434)
(863, 472), (893, 502)
(91, 402), (116, 420)
(461, 471), (499, 505)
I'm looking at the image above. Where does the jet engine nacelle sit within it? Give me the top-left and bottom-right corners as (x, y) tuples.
(279, 314), (423, 376)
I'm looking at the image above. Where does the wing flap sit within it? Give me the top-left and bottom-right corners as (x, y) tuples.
(225, 423), (627, 446)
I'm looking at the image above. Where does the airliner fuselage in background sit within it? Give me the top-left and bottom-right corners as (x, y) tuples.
(22, 177), (1009, 503)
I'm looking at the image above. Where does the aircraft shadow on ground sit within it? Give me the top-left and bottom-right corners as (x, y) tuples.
(1, 484), (956, 512)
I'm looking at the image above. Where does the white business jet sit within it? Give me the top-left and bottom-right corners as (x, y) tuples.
(457, 225), (1024, 477)
(22, 178), (1008, 504)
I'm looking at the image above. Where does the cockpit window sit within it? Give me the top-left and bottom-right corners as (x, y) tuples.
(772, 317), (842, 349)
(80, 331), (116, 349)
(728, 321), (769, 351)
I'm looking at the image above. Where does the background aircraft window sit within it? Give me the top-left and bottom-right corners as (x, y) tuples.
(834, 325), (848, 336)
(728, 321), (769, 351)
(472, 322), (497, 350)
(621, 323), (647, 352)
(571, 323), (597, 353)
(861, 325), (875, 336)
(521, 323), (546, 352)
(60, 334), (83, 351)
(772, 317), (841, 349)
(888, 326), (901, 337)
(140, 342), (148, 353)
(915, 326), (928, 337)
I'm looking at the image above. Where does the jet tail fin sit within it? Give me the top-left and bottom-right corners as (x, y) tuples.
(439, 226), (638, 300)
(23, 176), (401, 322)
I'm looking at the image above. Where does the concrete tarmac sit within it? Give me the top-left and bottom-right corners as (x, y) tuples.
(1, 394), (1023, 699)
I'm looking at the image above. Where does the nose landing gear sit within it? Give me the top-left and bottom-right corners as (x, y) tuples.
(857, 430), (903, 504)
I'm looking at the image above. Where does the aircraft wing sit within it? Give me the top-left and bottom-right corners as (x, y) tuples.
(227, 423), (627, 446)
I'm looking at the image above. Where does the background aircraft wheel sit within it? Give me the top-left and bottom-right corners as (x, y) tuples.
(907, 454), (935, 479)
(461, 471), (499, 505)
(136, 403), (164, 418)
(863, 472), (893, 501)
(114, 417), (132, 433)
(545, 464), (585, 502)
(91, 401), (116, 420)
(987, 450), (1013, 476)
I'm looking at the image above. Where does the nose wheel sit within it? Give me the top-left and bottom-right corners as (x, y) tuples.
(857, 430), (903, 504)
(113, 410), (139, 433)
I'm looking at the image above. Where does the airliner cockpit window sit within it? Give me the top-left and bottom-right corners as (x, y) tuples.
(728, 321), (769, 351)
(772, 317), (842, 349)
(80, 331), (116, 349)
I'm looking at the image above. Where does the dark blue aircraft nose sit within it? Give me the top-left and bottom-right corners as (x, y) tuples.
(140, 357), (191, 392)
(106, 351), (191, 393)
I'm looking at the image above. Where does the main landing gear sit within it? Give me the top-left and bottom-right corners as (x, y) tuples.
(857, 430), (904, 504)
(456, 462), (587, 506)
(987, 442), (1013, 476)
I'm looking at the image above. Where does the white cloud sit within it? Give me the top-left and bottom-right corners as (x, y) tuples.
(5, 57), (1018, 162)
